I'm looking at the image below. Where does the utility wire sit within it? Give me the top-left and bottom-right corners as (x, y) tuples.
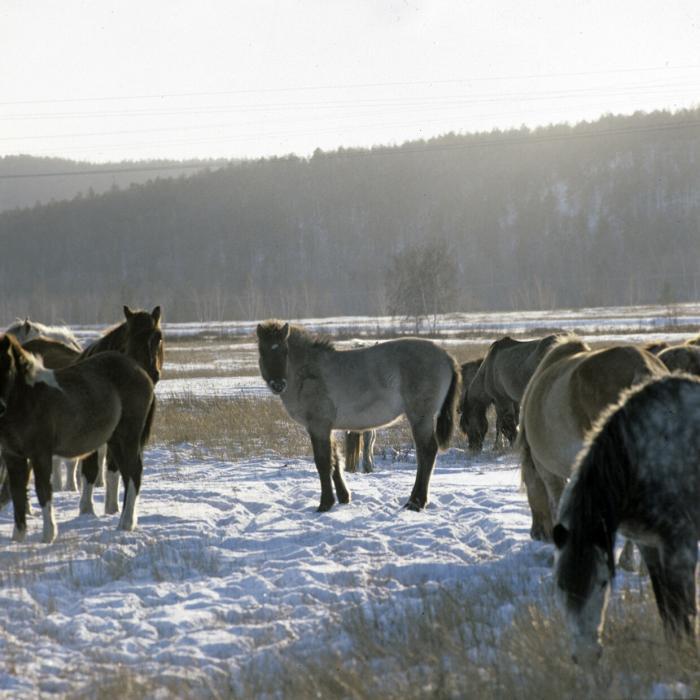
(1, 117), (699, 180)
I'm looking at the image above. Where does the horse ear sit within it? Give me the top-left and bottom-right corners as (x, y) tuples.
(256, 323), (264, 339)
(281, 323), (290, 341)
(553, 523), (569, 549)
(123, 305), (134, 319)
(151, 306), (161, 323)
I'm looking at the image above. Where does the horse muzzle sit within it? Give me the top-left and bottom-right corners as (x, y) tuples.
(268, 379), (287, 395)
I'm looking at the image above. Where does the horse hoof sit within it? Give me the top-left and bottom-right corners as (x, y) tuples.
(403, 500), (422, 512)
(12, 526), (27, 542)
(337, 492), (351, 504)
(316, 501), (335, 513)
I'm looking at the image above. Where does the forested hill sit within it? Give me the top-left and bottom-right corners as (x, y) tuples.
(0, 156), (231, 212)
(1, 108), (699, 323)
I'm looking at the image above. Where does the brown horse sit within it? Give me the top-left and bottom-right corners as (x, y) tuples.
(462, 335), (559, 452)
(257, 321), (460, 512)
(0, 335), (154, 542)
(12, 306), (163, 515)
(518, 336), (667, 541)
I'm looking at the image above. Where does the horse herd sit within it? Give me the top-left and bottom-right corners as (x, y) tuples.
(0, 312), (698, 669)
(0, 307), (163, 542)
(256, 320), (700, 667)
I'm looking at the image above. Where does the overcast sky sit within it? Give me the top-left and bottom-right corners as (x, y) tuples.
(1, 0), (699, 163)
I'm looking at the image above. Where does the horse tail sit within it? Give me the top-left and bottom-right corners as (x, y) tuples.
(345, 432), (360, 473)
(140, 396), (157, 449)
(436, 361), (460, 450)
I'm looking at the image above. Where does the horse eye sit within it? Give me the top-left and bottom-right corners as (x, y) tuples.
(271, 344), (279, 350)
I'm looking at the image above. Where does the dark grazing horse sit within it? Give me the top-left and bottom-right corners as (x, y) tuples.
(657, 344), (700, 376)
(0, 334), (155, 542)
(553, 374), (700, 667)
(462, 335), (559, 452)
(257, 321), (460, 512)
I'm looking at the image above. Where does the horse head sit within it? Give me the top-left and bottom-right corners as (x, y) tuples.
(257, 320), (291, 395)
(123, 306), (163, 384)
(0, 334), (34, 417)
(553, 519), (614, 667)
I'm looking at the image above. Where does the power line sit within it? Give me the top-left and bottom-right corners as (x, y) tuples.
(1, 117), (699, 180)
(1, 63), (699, 108)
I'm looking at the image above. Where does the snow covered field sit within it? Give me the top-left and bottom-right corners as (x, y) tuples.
(1, 305), (699, 698)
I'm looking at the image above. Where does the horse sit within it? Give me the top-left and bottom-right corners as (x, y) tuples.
(257, 321), (460, 512)
(518, 336), (668, 542)
(5, 321), (83, 493)
(0, 334), (155, 542)
(462, 335), (559, 453)
(8, 306), (163, 515)
(553, 374), (700, 667)
(657, 344), (700, 376)
(345, 430), (377, 473)
(5, 318), (82, 351)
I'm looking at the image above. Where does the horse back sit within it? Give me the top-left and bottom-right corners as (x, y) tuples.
(570, 346), (667, 431)
(22, 336), (81, 369)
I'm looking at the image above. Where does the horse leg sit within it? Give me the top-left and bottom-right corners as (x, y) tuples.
(5, 455), (31, 542)
(51, 455), (63, 491)
(331, 437), (351, 505)
(32, 455), (57, 544)
(79, 452), (100, 516)
(95, 444), (106, 488)
(344, 431), (360, 473)
(643, 542), (698, 642)
(65, 458), (80, 492)
(109, 438), (142, 532)
(362, 430), (376, 473)
(104, 448), (121, 515)
(520, 453), (553, 541)
(405, 418), (438, 511)
(309, 430), (336, 512)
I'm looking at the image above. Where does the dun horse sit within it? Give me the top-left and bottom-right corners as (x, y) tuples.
(554, 375), (700, 666)
(463, 335), (559, 452)
(518, 336), (667, 542)
(0, 334), (155, 542)
(257, 321), (460, 511)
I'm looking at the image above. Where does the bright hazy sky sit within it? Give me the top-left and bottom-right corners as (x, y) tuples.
(2, 0), (699, 163)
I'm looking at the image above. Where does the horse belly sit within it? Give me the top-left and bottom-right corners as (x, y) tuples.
(333, 395), (403, 432)
(53, 407), (121, 459)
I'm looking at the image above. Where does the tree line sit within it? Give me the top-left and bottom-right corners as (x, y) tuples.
(0, 107), (698, 323)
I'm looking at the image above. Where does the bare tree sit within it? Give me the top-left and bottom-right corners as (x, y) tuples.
(385, 239), (459, 333)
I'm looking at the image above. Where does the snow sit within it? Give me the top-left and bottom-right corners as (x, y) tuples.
(1, 305), (699, 696)
(0, 447), (548, 697)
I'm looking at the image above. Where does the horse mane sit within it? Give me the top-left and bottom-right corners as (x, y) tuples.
(490, 336), (520, 351)
(559, 386), (639, 607)
(3, 334), (56, 387)
(80, 322), (127, 359)
(288, 324), (336, 353)
(533, 334), (588, 375)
